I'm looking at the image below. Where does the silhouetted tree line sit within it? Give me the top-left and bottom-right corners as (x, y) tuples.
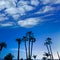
(16, 31), (36, 60)
(0, 31), (36, 60)
(0, 31), (60, 60)
(4, 53), (14, 60)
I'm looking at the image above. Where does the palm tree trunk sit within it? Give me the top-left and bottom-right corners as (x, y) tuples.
(0, 46), (2, 52)
(28, 39), (31, 59)
(31, 42), (33, 58)
(18, 44), (20, 60)
(49, 45), (53, 60)
(46, 45), (50, 54)
(57, 51), (60, 60)
(46, 45), (51, 59)
(25, 41), (28, 59)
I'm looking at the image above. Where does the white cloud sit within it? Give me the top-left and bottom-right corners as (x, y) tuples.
(18, 0), (29, 6)
(23, 5), (34, 11)
(0, 0), (34, 20)
(0, 22), (14, 27)
(41, 0), (60, 4)
(31, 0), (39, 6)
(5, 7), (19, 15)
(0, 0), (59, 28)
(41, 0), (51, 4)
(0, 17), (8, 21)
(55, 0), (60, 4)
(12, 14), (20, 20)
(36, 5), (54, 14)
(0, 14), (8, 21)
(18, 18), (43, 28)
(18, 7), (25, 15)
(43, 6), (54, 13)
(0, 0), (6, 10)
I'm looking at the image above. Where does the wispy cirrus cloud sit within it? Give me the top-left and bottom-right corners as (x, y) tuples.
(37, 6), (54, 14)
(18, 18), (44, 28)
(0, 17), (8, 22)
(0, 22), (14, 27)
(0, 0), (60, 28)
(41, 0), (60, 4)
(0, 14), (8, 21)
(30, 0), (39, 6)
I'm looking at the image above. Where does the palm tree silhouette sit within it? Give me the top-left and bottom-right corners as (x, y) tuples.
(43, 52), (50, 59)
(44, 41), (50, 54)
(0, 42), (7, 53)
(4, 53), (14, 60)
(33, 55), (37, 59)
(22, 36), (28, 59)
(31, 37), (36, 58)
(26, 31), (33, 59)
(16, 38), (21, 60)
(42, 57), (47, 60)
(57, 51), (60, 60)
(46, 37), (53, 60)
(26, 31), (36, 60)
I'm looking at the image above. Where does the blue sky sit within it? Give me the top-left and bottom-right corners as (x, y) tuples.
(0, 0), (60, 59)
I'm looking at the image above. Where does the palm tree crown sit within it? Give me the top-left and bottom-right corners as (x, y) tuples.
(16, 38), (21, 44)
(4, 53), (14, 60)
(46, 37), (52, 44)
(0, 42), (7, 52)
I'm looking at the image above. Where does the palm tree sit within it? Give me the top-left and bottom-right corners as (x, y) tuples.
(43, 52), (50, 59)
(4, 53), (14, 60)
(16, 38), (21, 60)
(46, 37), (53, 60)
(26, 31), (33, 59)
(33, 55), (37, 59)
(0, 42), (7, 53)
(26, 31), (36, 60)
(22, 36), (28, 59)
(42, 57), (47, 60)
(57, 51), (60, 60)
(31, 37), (36, 58)
(44, 41), (50, 55)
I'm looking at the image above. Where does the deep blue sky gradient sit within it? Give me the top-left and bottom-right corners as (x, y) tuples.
(0, 0), (60, 59)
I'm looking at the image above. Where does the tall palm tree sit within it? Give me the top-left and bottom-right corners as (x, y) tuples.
(16, 38), (21, 60)
(26, 31), (36, 60)
(31, 37), (36, 58)
(0, 42), (7, 53)
(26, 31), (33, 59)
(46, 37), (53, 60)
(44, 41), (50, 54)
(22, 36), (28, 59)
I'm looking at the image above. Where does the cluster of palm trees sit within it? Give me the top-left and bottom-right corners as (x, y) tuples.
(0, 31), (36, 60)
(1, 32), (60, 60)
(16, 31), (36, 60)
(0, 42), (14, 60)
(43, 37), (53, 60)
